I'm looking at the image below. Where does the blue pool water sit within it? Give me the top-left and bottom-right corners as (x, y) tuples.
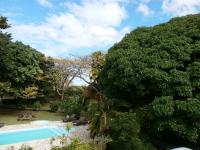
(0, 126), (74, 145)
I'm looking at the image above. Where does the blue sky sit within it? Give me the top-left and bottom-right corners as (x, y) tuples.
(1, 0), (200, 57)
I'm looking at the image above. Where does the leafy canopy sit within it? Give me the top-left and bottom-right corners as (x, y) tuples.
(99, 14), (200, 146)
(0, 16), (53, 98)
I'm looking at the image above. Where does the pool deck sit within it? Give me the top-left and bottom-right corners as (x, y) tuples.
(0, 121), (90, 150)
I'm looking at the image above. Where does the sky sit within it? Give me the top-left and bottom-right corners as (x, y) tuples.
(0, 0), (200, 57)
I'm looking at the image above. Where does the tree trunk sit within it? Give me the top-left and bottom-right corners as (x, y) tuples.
(61, 88), (65, 100)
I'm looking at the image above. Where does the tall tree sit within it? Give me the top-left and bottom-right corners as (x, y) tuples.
(0, 16), (54, 99)
(90, 51), (105, 84)
(99, 14), (200, 146)
(49, 58), (70, 100)
(0, 16), (12, 97)
(50, 56), (91, 100)
(0, 16), (10, 29)
(0, 16), (11, 81)
(50, 53), (105, 100)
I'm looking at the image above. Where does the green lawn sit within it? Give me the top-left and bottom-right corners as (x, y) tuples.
(0, 108), (65, 125)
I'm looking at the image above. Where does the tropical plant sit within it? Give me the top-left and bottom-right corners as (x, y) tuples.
(86, 99), (112, 138)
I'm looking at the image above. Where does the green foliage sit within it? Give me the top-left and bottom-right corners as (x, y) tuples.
(0, 16), (12, 84)
(152, 96), (174, 117)
(85, 100), (112, 138)
(0, 16), (54, 99)
(49, 88), (84, 113)
(108, 112), (155, 150)
(32, 101), (42, 111)
(50, 137), (110, 150)
(0, 82), (10, 97)
(50, 101), (60, 112)
(85, 101), (100, 120)
(65, 122), (73, 132)
(0, 16), (10, 29)
(99, 14), (200, 146)
(51, 138), (90, 150)
(22, 86), (39, 99)
(90, 136), (112, 150)
(147, 97), (200, 143)
(90, 51), (105, 83)
(100, 14), (200, 103)
(67, 138), (91, 150)
(18, 145), (33, 150)
(65, 86), (84, 98)
(60, 96), (82, 115)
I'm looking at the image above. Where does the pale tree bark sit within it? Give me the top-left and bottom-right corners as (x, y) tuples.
(50, 54), (103, 100)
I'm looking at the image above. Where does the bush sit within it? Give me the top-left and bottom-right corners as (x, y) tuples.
(60, 96), (81, 115)
(108, 112), (155, 150)
(51, 138), (90, 150)
(32, 101), (41, 111)
(50, 137), (109, 150)
(18, 144), (33, 150)
(50, 101), (60, 112)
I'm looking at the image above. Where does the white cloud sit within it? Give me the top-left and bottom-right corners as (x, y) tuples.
(9, 0), (129, 57)
(65, 1), (127, 27)
(162, 0), (200, 16)
(137, 3), (154, 16)
(37, 0), (53, 8)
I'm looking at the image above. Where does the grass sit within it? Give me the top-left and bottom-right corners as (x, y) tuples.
(0, 108), (65, 125)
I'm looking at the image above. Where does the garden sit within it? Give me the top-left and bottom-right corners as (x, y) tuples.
(0, 13), (200, 150)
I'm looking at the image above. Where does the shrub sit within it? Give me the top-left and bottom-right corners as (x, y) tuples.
(50, 137), (109, 150)
(50, 101), (60, 112)
(18, 144), (33, 150)
(32, 101), (41, 111)
(51, 138), (90, 150)
(85, 100), (111, 138)
(108, 112), (155, 150)
(60, 96), (81, 115)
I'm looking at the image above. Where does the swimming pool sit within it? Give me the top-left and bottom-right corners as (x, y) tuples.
(0, 126), (74, 145)
(31, 120), (49, 126)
